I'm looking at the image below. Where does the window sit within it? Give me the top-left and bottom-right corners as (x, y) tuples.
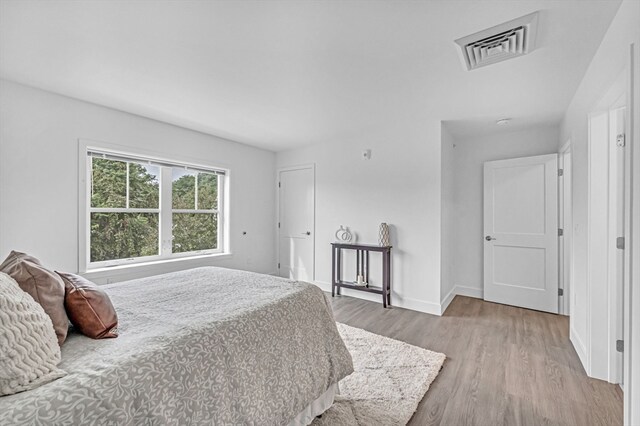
(171, 169), (219, 254)
(85, 149), (226, 269)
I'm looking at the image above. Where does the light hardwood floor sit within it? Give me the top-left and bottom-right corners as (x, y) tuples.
(329, 294), (623, 426)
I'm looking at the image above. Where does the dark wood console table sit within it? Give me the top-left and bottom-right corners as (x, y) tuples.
(331, 243), (392, 308)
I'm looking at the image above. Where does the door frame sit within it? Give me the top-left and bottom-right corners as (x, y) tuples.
(624, 41), (639, 426)
(558, 140), (572, 316)
(276, 163), (316, 281)
(608, 104), (626, 386)
(586, 69), (626, 383)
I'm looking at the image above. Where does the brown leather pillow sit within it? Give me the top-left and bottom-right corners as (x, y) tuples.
(0, 251), (69, 345)
(56, 272), (118, 339)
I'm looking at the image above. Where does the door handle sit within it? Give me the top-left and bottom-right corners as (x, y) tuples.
(485, 235), (496, 241)
(303, 231), (311, 236)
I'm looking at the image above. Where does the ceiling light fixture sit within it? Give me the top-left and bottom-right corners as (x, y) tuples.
(496, 118), (511, 126)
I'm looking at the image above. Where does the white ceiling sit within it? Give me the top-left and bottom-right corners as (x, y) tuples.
(0, 0), (621, 151)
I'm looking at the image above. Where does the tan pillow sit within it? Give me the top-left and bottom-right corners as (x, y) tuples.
(0, 251), (69, 345)
(0, 272), (66, 396)
(56, 272), (118, 339)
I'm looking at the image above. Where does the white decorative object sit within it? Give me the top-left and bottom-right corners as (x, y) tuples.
(378, 223), (390, 246)
(335, 225), (353, 243)
(0, 272), (66, 396)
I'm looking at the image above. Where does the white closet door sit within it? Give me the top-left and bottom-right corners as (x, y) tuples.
(278, 166), (314, 281)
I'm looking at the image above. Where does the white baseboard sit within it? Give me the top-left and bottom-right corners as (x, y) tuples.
(438, 285), (483, 315)
(455, 285), (484, 299)
(570, 325), (589, 375)
(315, 280), (484, 317)
(399, 296), (442, 316)
(312, 280), (442, 316)
(439, 286), (456, 315)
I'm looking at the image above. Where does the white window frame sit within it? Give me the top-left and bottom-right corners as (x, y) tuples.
(78, 140), (229, 272)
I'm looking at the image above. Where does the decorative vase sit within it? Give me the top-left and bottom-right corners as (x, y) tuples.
(335, 225), (353, 243)
(378, 223), (390, 246)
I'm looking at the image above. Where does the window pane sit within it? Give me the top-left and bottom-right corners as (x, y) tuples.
(91, 158), (126, 208)
(197, 173), (218, 210)
(129, 163), (160, 209)
(90, 213), (159, 262)
(172, 213), (217, 253)
(172, 169), (195, 209)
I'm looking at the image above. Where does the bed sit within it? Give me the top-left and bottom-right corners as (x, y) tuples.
(0, 266), (354, 425)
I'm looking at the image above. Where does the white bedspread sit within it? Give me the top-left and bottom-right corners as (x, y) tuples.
(0, 267), (353, 425)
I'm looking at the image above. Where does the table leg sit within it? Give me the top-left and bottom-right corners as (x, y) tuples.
(382, 251), (388, 308)
(336, 247), (342, 296)
(386, 251), (391, 306)
(365, 250), (369, 287)
(383, 249), (391, 308)
(331, 246), (336, 297)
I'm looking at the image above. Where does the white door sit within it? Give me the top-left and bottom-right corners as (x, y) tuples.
(483, 153), (559, 314)
(278, 166), (314, 281)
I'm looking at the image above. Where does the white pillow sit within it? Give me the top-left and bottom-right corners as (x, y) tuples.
(0, 272), (66, 396)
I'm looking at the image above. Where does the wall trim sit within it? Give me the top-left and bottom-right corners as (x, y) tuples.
(312, 280), (442, 316)
(438, 285), (484, 314)
(570, 324), (589, 374)
(440, 286), (456, 315)
(624, 40), (640, 426)
(317, 281), (486, 317)
(455, 285), (484, 299)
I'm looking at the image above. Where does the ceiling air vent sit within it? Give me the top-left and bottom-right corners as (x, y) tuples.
(455, 12), (539, 71)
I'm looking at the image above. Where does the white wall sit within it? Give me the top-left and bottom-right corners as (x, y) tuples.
(0, 80), (276, 282)
(443, 124), (560, 303)
(276, 122), (443, 314)
(440, 124), (456, 308)
(559, 0), (640, 383)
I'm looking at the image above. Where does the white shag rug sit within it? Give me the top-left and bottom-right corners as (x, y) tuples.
(312, 323), (446, 426)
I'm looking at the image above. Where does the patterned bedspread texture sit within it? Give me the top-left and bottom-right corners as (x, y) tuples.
(0, 267), (354, 425)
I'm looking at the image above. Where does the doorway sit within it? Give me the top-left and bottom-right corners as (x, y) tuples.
(277, 165), (315, 281)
